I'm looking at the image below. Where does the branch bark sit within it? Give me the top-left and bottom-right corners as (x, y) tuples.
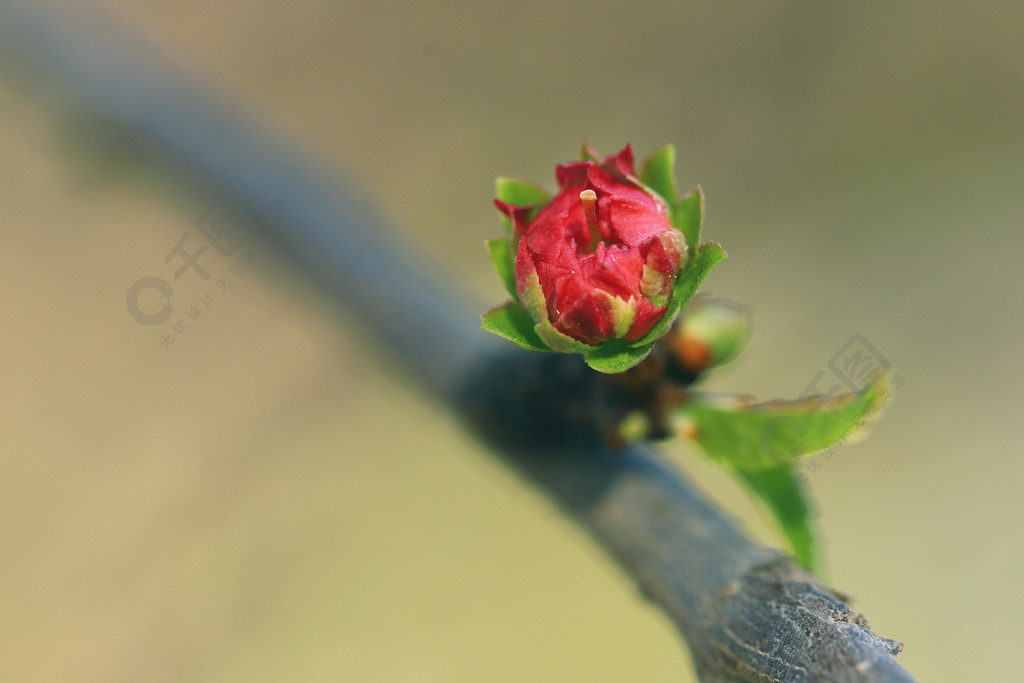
(458, 351), (909, 681)
(0, 2), (915, 679)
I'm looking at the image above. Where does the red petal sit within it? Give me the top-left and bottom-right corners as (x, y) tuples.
(523, 214), (570, 257)
(555, 161), (589, 189)
(625, 300), (667, 342)
(494, 199), (536, 238)
(514, 238), (540, 301)
(548, 270), (590, 319)
(605, 194), (673, 247)
(580, 243), (644, 299)
(639, 230), (683, 274)
(553, 290), (618, 345)
(528, 192), (592, 255)
(608, 144), (636, 178)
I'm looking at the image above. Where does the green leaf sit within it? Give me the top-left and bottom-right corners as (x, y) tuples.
(679, 373), (889, 471)
(486, 238), (517, 299)
(481, 302), (551, 352)
(672, 186), (705, 252)
(638, 144), (678, 205)
(677, 373), (890, 571)
(733, 464), (818, 571)
(582, 340), (655, 373)
(629, 241), (727, 349)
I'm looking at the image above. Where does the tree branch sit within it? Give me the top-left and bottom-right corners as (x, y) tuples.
(0, 2), (915, 679)
(458, 351), (909, 681)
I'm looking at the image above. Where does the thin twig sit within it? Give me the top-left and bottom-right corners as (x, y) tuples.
(0, 2), (915, 680)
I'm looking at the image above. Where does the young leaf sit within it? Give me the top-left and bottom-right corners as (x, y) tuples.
(638, 144), (678, 205)
(481, 301), (550, 352)
(733, 463), (818, 571)
(672, 186), (705, 252)
(678, 373), (888, 471)
(486, 238), (517, 299)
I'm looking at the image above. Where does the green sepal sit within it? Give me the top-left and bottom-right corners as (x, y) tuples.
(638, 144), (679, 205)
(629, 241), (727, 349)
(534, 316), (596, 355)
(494, 177), (550, 236)
(672, 186), (705, 253)
(733, 464), (818, 571)
(579, 141), (601, 162)
(486, 238), (517, 299)
(582, 341), (655, 374)
(495, 177), (550, 207)
(481, 301), (551, 352)
(678, 373), (889, 471)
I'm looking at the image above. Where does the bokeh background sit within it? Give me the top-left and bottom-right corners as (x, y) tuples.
(2, 1), (1022, 680)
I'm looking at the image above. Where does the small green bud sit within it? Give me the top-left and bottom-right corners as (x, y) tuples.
(672, 297), (752, 372)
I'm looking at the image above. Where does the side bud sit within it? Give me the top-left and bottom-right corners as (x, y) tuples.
(670, 297), (752, 373)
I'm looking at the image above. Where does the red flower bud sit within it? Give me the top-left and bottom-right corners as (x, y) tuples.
(496, 145), (685, 346)
(483, 142), (726, 373)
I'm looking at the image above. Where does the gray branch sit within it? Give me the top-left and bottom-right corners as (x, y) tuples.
(0, 2), (914, 680)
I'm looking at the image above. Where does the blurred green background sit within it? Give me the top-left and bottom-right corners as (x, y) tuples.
(2, 1), (1022, 680)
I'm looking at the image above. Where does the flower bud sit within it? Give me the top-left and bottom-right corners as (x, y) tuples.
(501, 145), (685, 344)
(483, 143), (727, 373)
(671, 297), (752, 372)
